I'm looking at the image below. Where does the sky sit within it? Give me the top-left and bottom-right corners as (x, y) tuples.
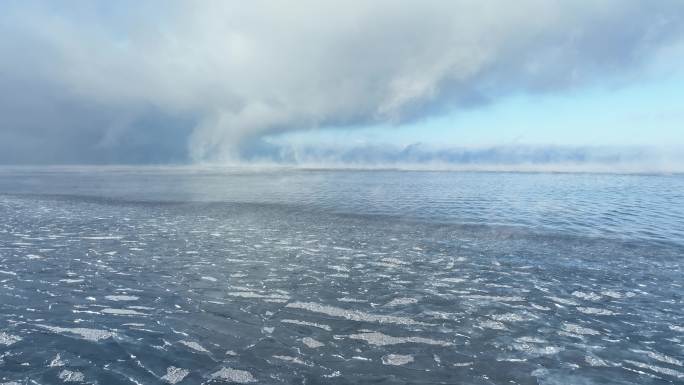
(1, 0), (683, 170)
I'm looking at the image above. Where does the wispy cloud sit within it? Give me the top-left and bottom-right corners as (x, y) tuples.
(1, 1), (683, 164)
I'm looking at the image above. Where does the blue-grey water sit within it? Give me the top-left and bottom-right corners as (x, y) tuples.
(1, 167), (683, 384)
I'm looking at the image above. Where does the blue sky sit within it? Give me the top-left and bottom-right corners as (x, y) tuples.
(272, 72), (684, 149)
(0, 1), (683, 168)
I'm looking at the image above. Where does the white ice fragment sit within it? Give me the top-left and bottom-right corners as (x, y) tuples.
(179, 340), (209, 353)
(530, 303), (551, 311)
(631, 349), (683, 367)
(37, 325), (115, 342)
(624, 360), (684, 379)
(491, 312), (535, 322)
(572, 291), (602, 301)
(59, 279), (84, 284)
(585, 355), (609, 367)
(58, 369), (85, 382)
(49, 353), (65, 367)
(227, 291), (290, 301)
(546, 296), (578, 306)
(347, 331), (452, 346)
(210, 367), (256, 383)
(384, 297), (418, 307)
(273, 355), (311, 366)
(380, 257), (408, 265)
(512, 342), (563, 356)
(302, 337), (324, 348)
(161, 366), (189, 384)
(440, 277), (465, 283)
(463, 295), (525, 302)
(336, 297), (367, 303)
(576, 307), (617, 316)
(0, 332), (21, 345)
(561, 323), (600, 336)
(286, 302), (429, 326)
(280, 319), (332, 331)
(479, 320), (507, 330)
(104, 295), (139, 301)
(101, 308), (145, 316)
(381, 354), (414, 366)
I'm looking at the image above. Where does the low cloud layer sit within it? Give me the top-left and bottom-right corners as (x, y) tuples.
(1, 1), (683, 164)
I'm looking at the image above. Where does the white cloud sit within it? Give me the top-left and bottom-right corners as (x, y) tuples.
(1, 0), (683, 163)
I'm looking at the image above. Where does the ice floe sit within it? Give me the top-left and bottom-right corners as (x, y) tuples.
(302, 337), (324, 348)
(0, 332), (21, 346)
(624, 360), (684, 379)
(210, 367), (256, 383)
(179, 340), (210, 353)
(384, 297), (418, 307)
(49, 353), (65, 367)
(101, 308), (145, 316)
(36, 325), (114, 342)
(280, 319), (332, 331)
(104, 295), (139, 301)
(576, 307), (617, 316)
(161, 366), (189, 384)
(58, 369), (85, 382)
(346, 331), (452, 346)
(561, 323), (600, 336)
(382, 354), (414, 366)
(286, 302), (429, 326)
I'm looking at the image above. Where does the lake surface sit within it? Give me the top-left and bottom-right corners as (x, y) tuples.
(1, 167), (683, 384)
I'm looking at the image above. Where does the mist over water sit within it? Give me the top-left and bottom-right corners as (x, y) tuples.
(1, 168), (683, 384)
(1, 167), (683, 244)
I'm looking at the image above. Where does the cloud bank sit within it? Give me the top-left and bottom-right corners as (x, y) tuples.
(1, 1), (683, 165)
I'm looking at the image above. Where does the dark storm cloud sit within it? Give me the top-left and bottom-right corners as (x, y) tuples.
(1, 0), (683, 164)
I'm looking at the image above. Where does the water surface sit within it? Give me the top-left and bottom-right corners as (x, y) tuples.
(0, 167), (682, 384)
